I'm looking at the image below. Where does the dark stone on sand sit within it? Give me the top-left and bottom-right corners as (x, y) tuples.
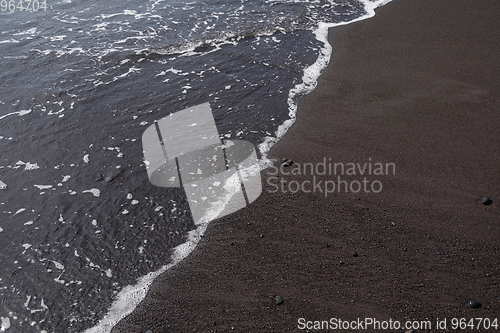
(469, 300), (481, 308)
(275, 295), (284, 305)
(482, 197), (492, 205)
(352, 251), (359, 257)
(281, 158), (294, 167)
(260, 234), (264, 238)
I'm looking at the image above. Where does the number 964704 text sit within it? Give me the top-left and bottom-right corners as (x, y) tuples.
(1, 0), (47, 12)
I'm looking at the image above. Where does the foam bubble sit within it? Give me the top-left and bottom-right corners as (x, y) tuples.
(24, 162), (40, 170)
(13, 208), (26, 216)
(52, 261), (64, 270)
(34, 185), (53, 190)
(83, 188), (101, 197)
(1, 317), (11, 330)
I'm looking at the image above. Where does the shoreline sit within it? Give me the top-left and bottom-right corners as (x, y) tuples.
(112, 0), (500, 331)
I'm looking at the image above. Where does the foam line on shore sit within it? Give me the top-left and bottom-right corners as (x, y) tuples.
(258, 0), (393, 166)
(83, 224), (207, 333)
(85, 1), (393, 332)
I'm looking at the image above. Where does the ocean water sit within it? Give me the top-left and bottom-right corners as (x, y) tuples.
(0, 0), (391, 331)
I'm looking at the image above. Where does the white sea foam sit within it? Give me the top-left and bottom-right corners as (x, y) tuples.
(86, 1), (393, 332)
(0, 39), (19, 44)
(0, 109), (32, 121)
(24, 162), (40, 170)
(13, 28), (37, 36)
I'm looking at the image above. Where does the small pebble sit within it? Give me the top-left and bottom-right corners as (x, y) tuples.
(469, 300), (481, 308)
(482, 197), (492, 205)
(145, 330), (153, 333)
(352, 251), (359, 257)
(282, 158), (294, 167)
(275, 295), (284, 305)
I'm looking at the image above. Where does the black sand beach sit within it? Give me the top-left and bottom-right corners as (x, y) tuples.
(113, 0), (500, 331)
